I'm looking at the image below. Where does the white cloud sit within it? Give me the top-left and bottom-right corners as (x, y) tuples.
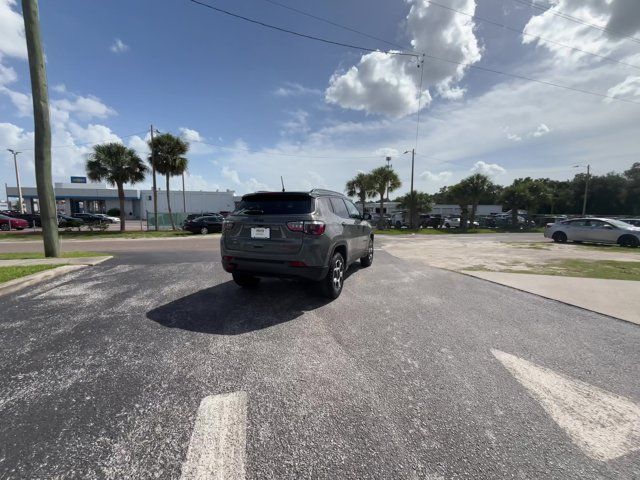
(0, 62), (17, 85)
(221, 165), (268, 194)
(0, 0), (27, 59)
(325, 0), (481, 117)
(374, 147), (399, 158)
(507, 133), (522, 142)
(606, 76), (640, 101)
(420, 170), (453, 182)
(179, 127), (203, 142)
(110, 38), (129, 54)
(470, 161), (506, 176)
(53, 95), (116, 120)
(273, 82), (321, 97)
(52, 84), (67, 94)
(221, 166), (241, 185)
(281, 109), (309, 135)
(531, 123), (551, 138)
(0, 86), (31, 116)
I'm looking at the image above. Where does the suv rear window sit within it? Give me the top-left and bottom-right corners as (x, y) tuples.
(234, 194), (313, 215)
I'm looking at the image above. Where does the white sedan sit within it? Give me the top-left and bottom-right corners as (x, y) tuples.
(544, 217), (640, 247)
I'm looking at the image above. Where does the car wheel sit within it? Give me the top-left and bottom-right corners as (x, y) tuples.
(360, 238), (374, 267)
(618, 235), (640, 248)
(232, 273), (260, 288)
(322, 251), (345, 299)
(200, 227), (209, 235)
(552, 231), (567, 243)
(444, 223), (450, 229)
(0, 224), (9, 231)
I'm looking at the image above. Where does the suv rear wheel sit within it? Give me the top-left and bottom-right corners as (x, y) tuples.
(360, 238), (373, 267)
(232, 272), (260, 288)
(322, 252), (345, 299)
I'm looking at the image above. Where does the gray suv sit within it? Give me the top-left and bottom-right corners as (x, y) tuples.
(220, 189), (374, 298)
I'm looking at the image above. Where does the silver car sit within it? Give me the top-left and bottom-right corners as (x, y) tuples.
(544, 217), (640, 247)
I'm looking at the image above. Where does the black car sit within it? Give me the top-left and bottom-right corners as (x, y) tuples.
(620, 218), (640, 227)
(58, 214), (84, 228)
(72, 213), (108, 224)
(6, 212), (41, 227)
(183, 215), (224, 234)
(185, 212), (218, 222)
(419, 214), (443, 228)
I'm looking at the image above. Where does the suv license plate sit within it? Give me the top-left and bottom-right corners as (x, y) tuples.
(251, 227), (270, 239)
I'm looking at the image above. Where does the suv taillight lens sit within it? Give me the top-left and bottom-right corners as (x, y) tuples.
(286, 221), (325, 235)
(223, 221), (234, 231)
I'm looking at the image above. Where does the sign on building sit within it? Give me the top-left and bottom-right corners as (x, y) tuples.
(70, 176), (87, 184)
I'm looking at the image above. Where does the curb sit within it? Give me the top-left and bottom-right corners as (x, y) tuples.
(0, 265), (87, 297)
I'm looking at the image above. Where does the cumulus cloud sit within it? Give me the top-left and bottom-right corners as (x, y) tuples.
(420, 170), (453, 182)
(281, 109), (310, 136)
(53, 95), (116, 120)
(606, 75), (640, 101)
(0, 0), (27, 59)
(52, 84), (67, 94)
(110, 38), (129, 54)
(0, 87), (31, 116)
(179, 127), (203, 142)
(325, 0), (481, 117)
(531, 123), (551, 138)
(222, 165), (268, 193)
(273, 82), (321, 97)
(471, 161), (506, 176)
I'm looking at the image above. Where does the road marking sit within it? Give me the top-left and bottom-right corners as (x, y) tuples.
(180, 391), (247, 480)
(492, 349), (640, 462)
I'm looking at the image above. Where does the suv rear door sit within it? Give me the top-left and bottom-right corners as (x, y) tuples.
(330, 197), (361, 261)
(223, 193), (312, 255)
(344, 199), (368, 255)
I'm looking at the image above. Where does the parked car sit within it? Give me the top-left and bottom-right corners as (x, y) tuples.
(0, 213), (29, 231)
(419, 214), (443, 228)
(93, 213), (120, 223)
(58, 214), (84, 229)
(620, 218), (640, 227)
(185, 212), (218, 222)
(72, 213), (109, 224)
(183, 215), (224, 234)
(221, 189), (374, 299)
(443, 216), (480, 229)
(9, 213), (41, 227)
(544, 217), (640, 247)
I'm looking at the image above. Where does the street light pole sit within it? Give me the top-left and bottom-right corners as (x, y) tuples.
(7, 149), (24, 213)
(403, 149), (416, 229)
(582, 164), (590, 216)
(150, 124), (158, 231)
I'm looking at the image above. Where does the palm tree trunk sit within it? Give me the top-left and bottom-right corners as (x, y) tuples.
(117, 182), (126, 232)
(166, 175), (176, 230)
(470, 202), (478, 228)
(22, 0), (59, 257)
(460, 206), (468, 232)
(512, 208), (518, 228)
(379, 194), (385, 229)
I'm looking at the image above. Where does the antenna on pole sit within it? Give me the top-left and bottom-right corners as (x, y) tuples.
(281, 176), (285, 192)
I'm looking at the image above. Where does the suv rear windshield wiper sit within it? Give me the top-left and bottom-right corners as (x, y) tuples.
(237, 208), (264, 215)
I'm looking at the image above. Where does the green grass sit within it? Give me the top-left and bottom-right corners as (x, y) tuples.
(0, 251), (107, 260)
(477, 259), (640, 281)
(0, 230), (191, 241)
(374, 227), (540, 235)
(0, 264), (62, 283)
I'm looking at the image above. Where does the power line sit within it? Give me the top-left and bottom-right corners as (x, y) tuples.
(509, 0), (640, 46)
(426, 0), (640, 71)
(189, 0), (419, 57)
(4, 130), (148, 152)
(422, 52), (640, 105)
(258, 0), (414, 53)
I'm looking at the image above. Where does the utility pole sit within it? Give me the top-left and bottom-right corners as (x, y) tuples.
(22, 0), (59, 257)
(582, 164), (590, 216)
(7, 149), (24, 213)
(182, 171), (187, 213)
(150, 124), (158, 231)
(410, 148), (415, 229)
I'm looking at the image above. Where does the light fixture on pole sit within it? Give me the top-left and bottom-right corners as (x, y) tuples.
(572, 164), (591, 216)
(7, 149), (24, 214)
(403, 149), (416, 229)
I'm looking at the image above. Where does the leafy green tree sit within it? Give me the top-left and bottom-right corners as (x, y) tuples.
(500, 182), (534, 227)
(448, 181), (473, 231)
(86, 143), (147, 231)
(345, 172), (375, 214)
(148, 133), (189, 230)
(624, 163), (640, 215)
(369, 166), (401, 227)
(396, 191), (432, 227)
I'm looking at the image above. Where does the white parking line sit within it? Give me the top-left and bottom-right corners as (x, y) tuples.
(492, 349), (640, 462)
(180, 391), (248, 480)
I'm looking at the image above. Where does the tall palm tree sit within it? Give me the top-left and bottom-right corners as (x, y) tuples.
(501, 183), (533, 228)
(345, 172), (375, 215)
(148, 133), (189, 230)
(370, 166), (401, 228)
(463, 173), (494, 226)
(86, 143), (147, 231)
(449, 181), (473, 232)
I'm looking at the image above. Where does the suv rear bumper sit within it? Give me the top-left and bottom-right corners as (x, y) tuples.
(221, 255), (328, 281)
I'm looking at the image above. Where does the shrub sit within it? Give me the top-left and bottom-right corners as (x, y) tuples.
(107, 208), (120, 217)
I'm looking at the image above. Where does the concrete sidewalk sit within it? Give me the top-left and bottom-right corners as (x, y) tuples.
(463, 271), (640, 325)
(0, 256), (112, 267)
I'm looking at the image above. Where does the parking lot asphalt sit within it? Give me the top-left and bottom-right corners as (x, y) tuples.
(1, 240), (639, 479)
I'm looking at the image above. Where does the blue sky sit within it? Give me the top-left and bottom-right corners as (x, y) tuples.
(1, 0), (640, 198)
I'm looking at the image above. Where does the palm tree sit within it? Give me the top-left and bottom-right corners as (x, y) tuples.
(148, 133), (189, 230)
(345, 172), (375, 215)
(86, 143), (147, 231)
(370, 166), (401, 228)
(396, 191), (432, 227)
(449, 181), (473, 232)
(463, 173), (493, 226)
(501, 183), (533, 228)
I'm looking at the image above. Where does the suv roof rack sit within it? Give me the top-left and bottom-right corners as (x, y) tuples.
(309, 188), (345, 197)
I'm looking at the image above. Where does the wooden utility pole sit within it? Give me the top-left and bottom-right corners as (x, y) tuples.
(582, 164), (590, 216)
(22, 0), (59, 257)
(150, 124), (158, 230)
(182, 171), (187, 213)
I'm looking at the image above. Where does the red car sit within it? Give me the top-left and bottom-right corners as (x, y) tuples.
(0, 214), (29, 231)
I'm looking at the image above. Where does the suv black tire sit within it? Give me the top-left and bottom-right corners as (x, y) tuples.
(322, 252), (345, 299)
(232, 273), (260, 288)
(360, 238), (374, 267)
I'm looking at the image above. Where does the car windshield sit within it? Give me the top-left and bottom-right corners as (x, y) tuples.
(234, 194), (313, 215)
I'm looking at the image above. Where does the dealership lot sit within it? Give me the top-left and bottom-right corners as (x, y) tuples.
(1, 237), (638, 479)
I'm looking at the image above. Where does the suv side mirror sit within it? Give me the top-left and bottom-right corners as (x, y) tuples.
(363, 213), (372, 220)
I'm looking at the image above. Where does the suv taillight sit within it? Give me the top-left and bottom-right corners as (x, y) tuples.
(223, 221), (234, 231)
(286, 221), (325, 235)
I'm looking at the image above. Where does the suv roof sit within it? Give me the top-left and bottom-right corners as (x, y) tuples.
(245, 189), (346, 199)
